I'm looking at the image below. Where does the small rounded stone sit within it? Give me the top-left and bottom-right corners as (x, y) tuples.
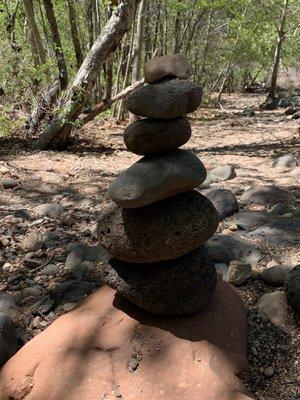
(123, 117), (191, 155)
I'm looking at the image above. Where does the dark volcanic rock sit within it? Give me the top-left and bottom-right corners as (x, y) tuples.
(99, 247), (217, 316)
(98, 191), (219, 263)
(144, 53), (190, 83)
(0, 313), (17, 366)
(241, 185), (291, 205)
(284, 265), (300, 314)
(125, 79), (202, 119)
(51, 280), (97, 305)
(123, 117), (191, 155)
(261, 265), (295, 286)
(109, 150), (207, 208)
(200, 188), (238, 220)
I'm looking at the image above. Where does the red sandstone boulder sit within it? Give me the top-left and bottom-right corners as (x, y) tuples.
(0, 282), (253, 400)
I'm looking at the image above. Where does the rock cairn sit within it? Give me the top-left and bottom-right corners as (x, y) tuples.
(97, 54), (219, 316)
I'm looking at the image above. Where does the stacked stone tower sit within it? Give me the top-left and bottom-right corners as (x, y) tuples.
(97, 54), (219, 316)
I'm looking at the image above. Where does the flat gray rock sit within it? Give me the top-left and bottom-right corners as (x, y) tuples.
(205, 234), (262, 265)
(258, 291), (288, 327)
(240, 185), (291, 205)
(125, 79), (202, 119)
(51, 281), (97, 305)
(2, 178), (19, 189)
(227, 260), (251, 286)
(144, 53), (190, 83)
(123, 117), (191, 155)
(98, 191), (219, 263)
(246, 218), (300, 245)
(98, 247), (216, 316)
(33, 203), (65, 218)
(200, 188), (238, 220)
(109, 150), (207, 208)
(227, 210), (275, 231)
(284, 265), (300, 314)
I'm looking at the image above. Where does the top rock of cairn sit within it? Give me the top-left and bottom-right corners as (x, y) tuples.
(97, 54), (219, 316)
(144, 53), (190, 83)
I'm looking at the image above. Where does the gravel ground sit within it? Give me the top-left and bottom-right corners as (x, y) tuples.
(0, 93), (299, 399)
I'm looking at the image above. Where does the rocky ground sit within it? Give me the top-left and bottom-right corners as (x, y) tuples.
(0, 93), (299, 399)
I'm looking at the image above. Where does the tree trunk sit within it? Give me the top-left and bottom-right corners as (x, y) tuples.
(129, 0), (146, 123)
(267, 0), (289, 100)
(66, 0), (83, 69)
(36, 0), (141, 150)
(43, 0), (68, 89)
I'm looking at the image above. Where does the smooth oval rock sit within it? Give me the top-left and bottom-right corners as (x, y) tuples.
(123, 116), (191, 155)
(272, 154), (298, 168)
(258, 291), (288, 327)
(98, 191), (219, 263)
(98, 247), (217, 316)
(125, 79), (202, 119)
(109, 150), (207, 208)
(144, 53), (190, 83)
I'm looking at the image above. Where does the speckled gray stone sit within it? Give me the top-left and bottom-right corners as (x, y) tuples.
(98, 191), (219, 263)
(125, 79), (202, 119)
(123, 117), (191, 155)
(109, 150), (207, 208)
(98, 246), (217, 316)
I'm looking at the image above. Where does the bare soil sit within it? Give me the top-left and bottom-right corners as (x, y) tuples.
(0, 93), (299, 400)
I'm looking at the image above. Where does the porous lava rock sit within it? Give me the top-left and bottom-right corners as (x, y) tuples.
(98, 191), (219, 263)
(125, 79), (202, 119)
(144, 53), (190, 83)
(0, 284), (253, 400)
(98, 246), (217, 316)
(123, 116), (191, 155)
(109, 150), (207, 208)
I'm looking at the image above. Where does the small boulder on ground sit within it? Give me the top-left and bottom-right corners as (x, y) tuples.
(272, 154), (298, 168)
(50, 280), (97, 306)
(144, 53), (190, 83)
(199, 188), (238, 220)
(261, 265), (295, 286)
(227, 210), (274, 231)
(284, 265), (300, 314)
(227, 260), (251, 286)
(258, 291), (288, 327)
(1, 177), (19, 189)
(240, 185), (291, 205)
(241, 107), (255, 117)
(206, 234), (262, 265)
(205, 164), (236, 184)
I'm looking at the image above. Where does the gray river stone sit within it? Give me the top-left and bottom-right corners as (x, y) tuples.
(109, 150), (207, 208)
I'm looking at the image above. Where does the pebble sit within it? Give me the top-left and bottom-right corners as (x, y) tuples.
(263, 366), (274, 377)
(258, 291), (288, 327)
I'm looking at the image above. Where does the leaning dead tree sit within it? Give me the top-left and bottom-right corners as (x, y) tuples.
(36, 0), (141, 150)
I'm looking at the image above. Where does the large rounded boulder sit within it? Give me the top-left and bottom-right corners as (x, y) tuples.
(125, 79), (202, 119)
(108, 150), (207, 208)
(97, 191), (219, 263)
(123, 116), (191, 155)
(98, 246), (217, 316)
